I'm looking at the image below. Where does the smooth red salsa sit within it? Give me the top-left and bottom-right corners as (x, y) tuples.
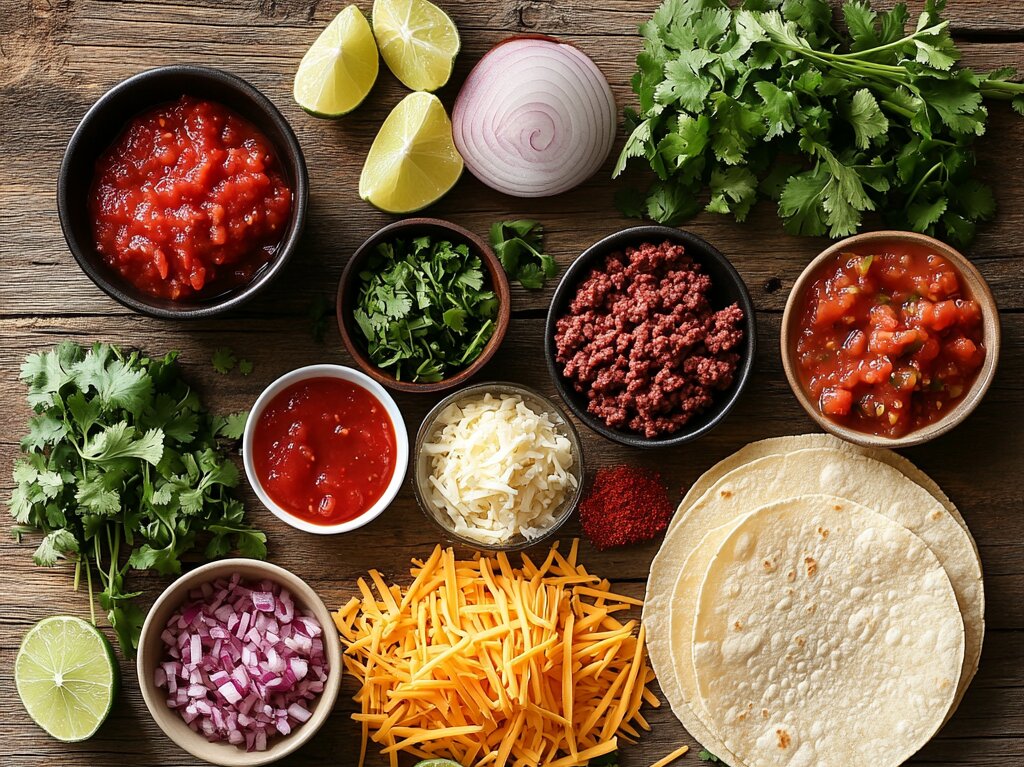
(252, 378), (396, 526)
(89, 95), (292, 300)
(795, 244), (985, 438)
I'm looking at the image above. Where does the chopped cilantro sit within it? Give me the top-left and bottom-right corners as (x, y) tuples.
(488, 219), (558, 289)
(614, 0), (1024, 244)
(238, 358), (254, 376)
(9, 342), (266, 656)
(353, 236), (498, 383)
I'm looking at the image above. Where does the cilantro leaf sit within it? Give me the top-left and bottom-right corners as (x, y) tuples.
(707, 166), (759, 221)
(81, 423), (165, 466)
(33, 528), (80, 567)
(214, 411), (249, 440)
(489, 220), (558, 290)
(212, 348), (238, 375)
(845, 89), (889, 149)
(238, 359), (254, 376)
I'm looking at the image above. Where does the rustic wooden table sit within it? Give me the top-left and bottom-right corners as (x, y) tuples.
(2, 1), (1022, 765)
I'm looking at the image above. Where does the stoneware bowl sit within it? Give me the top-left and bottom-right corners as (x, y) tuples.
(136, 559), (341, 766)
(412, 381), (584, 552)
(544, 225), (757, 449)
(241, 364), (409, 534)
(337, 218), (511, 393)
(58, 65), (308, 319)
(781, 230), (1000, 448)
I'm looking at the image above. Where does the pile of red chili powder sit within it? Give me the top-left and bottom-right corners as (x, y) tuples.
(579, 466), (674, 550)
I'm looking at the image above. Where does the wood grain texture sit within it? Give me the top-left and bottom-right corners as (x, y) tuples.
(1, 1), (1022, 766)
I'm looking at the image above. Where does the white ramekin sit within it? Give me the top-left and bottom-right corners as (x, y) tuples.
(242, 364), (409, 534)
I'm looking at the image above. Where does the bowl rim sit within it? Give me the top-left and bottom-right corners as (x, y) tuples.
(135, 558), (341, 766)
(241, 364), (410, 534)
(336, 217), (511, 393)
(412, 380), (585, 552)
(543, 225), (757, 449)
(780, 229), (1001, 448)
(57, 64), (309, 320)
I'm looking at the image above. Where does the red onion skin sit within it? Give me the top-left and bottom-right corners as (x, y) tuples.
(453, 37), (617, 198)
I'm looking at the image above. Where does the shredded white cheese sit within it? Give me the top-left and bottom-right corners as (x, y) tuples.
(423, 393), (578, 544)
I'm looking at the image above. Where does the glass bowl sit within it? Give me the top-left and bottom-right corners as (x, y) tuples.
(413, 381), (585, 552)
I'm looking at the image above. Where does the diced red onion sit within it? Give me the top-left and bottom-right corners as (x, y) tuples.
(452, 37), (616, 198)
(252, 591), (275, 612)
(154, 575), (329, 752)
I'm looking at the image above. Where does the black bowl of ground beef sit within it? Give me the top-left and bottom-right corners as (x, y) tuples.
(545, 226), (756, 448)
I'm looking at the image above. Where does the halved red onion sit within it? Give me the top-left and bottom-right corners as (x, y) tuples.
(155, 575), (328, 752)
(453, 37), (617, 197)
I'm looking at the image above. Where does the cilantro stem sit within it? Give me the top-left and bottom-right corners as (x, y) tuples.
(981, 80), (1024, 98)
(85, 553), (96, 626)
(835, 23), (950, 63)
(905, 162), (944, 210)
(880, 99), (915, 120)
(775, 44), (909, 86)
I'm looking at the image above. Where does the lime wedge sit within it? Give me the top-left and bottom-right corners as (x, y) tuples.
(372, 0), (460, 92)
(15, 616), (118, 742)
(414, 761), (465, 767)
(359, 91), (463, 213)
(294, 5), (379, 118)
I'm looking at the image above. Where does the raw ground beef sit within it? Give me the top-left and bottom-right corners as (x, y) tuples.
(554, 240), (745, 438)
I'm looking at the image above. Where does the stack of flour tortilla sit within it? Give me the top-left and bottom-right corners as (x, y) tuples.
(644, 434), (984, 767)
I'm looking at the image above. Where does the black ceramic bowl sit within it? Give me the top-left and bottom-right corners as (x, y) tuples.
(544, 226), (757, 448)
(57, 66), (308, 319)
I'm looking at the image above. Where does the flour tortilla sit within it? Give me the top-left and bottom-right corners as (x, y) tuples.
(644, 445), (984, 761)
(692, 496), (964, 767)
(672, 433), (971, 538)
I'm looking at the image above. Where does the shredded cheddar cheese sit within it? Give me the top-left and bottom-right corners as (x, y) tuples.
(650, 744), (690, 767)
(333, 540), (657, 767)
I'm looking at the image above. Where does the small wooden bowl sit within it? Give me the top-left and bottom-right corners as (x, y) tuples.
(781, 230), (1001, 448)
(337, 218), (511, 393)
(137, 559), (341, 766)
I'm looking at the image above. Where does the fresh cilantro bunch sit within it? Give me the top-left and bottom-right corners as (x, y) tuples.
(615, 0), (1024, 244)
(354, 236), (498, 382)
(489, 219), (558, 289)
(9, 342), (266, 655)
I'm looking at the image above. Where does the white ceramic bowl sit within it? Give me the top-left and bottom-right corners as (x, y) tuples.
(242, 364), (409, 534)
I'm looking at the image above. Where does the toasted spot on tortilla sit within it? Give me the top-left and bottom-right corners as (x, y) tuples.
(777, 729), (791, 749)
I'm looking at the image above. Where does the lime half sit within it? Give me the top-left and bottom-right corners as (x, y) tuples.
(294, 5), (380, 117)
(372, 0), (460, 92)
(359, 91), (463, 213)
(15, 616), (118, 742)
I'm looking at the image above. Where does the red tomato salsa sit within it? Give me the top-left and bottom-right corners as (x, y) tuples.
(89, 95), (292, 301)
(794, 243), (985, 438)
(252, 377), (397, 526)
